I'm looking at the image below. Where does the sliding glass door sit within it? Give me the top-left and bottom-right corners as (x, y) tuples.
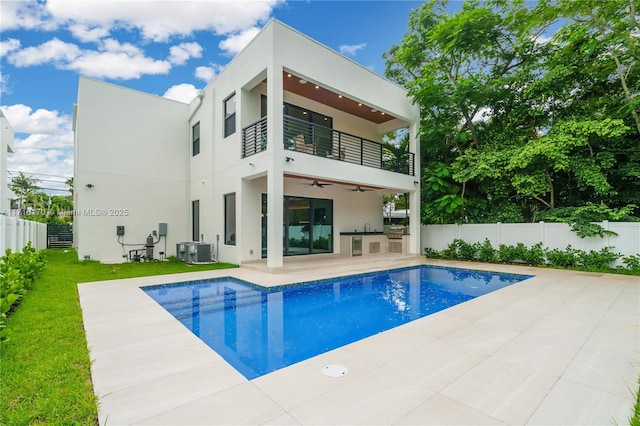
(261, 194), (333, 257)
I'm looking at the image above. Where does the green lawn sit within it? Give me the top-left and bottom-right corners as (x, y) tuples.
(0, 249), (237, 425)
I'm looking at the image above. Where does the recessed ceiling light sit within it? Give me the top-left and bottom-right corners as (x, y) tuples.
(338, 95), (343, 98)
(299, 79), (307, 84)
(287, 73), (292, 77)
(381, 112), (385, 115)
(358, 103), (362, 106)
(371, 108), (378, 113)
(315, 85), (319, 89)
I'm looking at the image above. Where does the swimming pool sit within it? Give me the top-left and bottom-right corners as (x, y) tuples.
(142, 265), (532, 380)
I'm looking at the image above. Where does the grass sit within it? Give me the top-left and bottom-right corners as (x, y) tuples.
(632, 376), (640, 426)
(0, 248), (237, 425)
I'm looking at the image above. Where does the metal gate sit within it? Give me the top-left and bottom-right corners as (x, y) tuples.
(47, 223), (73, 248)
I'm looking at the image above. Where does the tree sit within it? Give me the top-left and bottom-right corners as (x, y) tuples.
(65, 177), (74, 196)
(385, 0), (639, 224)
(10, 172), (41, 213)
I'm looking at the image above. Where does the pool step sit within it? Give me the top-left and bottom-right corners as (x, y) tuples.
(151, 287), (264, 319)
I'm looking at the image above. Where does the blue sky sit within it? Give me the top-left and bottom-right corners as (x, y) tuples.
(1, 0), (425, 194)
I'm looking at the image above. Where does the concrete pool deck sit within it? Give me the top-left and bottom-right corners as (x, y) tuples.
(78, 256), (640, 425)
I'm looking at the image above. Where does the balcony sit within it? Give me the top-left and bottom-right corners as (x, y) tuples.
(241, 116), (267, 158)
(241, 115), (415, 176)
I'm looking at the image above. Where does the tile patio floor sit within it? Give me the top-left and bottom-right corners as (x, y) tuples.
(78, 256), (640, 425)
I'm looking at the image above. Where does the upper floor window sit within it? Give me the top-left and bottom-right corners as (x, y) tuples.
(192, 122), (200, 156)
(224, 93), (236, 138)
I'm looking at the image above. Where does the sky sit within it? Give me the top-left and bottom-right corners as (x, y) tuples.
(0, 0), (426, 195)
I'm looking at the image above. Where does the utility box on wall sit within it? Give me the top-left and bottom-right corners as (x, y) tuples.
(158, 223), (168, 236)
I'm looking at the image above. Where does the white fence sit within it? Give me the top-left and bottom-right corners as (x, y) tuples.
(0, 215), (48, 254)
(422, 221), (640, 257)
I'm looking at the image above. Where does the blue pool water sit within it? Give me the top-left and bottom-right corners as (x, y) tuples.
(142, 265), (531, 379)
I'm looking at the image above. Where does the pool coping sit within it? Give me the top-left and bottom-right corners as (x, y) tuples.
(78, 258), (640, 425)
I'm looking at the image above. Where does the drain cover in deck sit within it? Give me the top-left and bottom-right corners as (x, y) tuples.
(323, 364), (348, 377)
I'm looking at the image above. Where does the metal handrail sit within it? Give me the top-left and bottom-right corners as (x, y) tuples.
(241, 116), (267, 158)
(283, 115), (414, 175)
(241, 115), (415, 176)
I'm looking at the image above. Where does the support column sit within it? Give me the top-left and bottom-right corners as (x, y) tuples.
(409, 120), (421, 255)
(266, 63), (284, 269)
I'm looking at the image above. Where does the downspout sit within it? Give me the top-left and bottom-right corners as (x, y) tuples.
(187, 90), (205, 242)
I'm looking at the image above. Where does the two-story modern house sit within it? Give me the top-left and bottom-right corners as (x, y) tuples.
(73, 20), (420, 269)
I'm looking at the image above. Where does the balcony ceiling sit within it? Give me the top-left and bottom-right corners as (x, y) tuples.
(282, 72), (395, 124)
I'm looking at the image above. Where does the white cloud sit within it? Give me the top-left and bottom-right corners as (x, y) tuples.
(0, 1), (56, 31)
(168, 42), (203, 65)
(0, 38), (21, 58)
(7, 37), (173, 79)
(68, 23), (110, 43)
(68, 51), (171, 79)
(43, 0), (282, 42)
(8, 38), (81, 67)
(7, 145), (74, 183)
(339, 43), (366, 56)
(195, 64), (222, 83)
(100, 38), (143, 55)
(0, 74), (10, 95)
(218, 27), (261, 55)
(163, 83), (199, 103)
(2, 104), (74, 182)
(1, 104), (71, 135)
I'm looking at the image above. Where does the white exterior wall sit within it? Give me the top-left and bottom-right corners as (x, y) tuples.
(74, 20), (420, 266)
(74, 77), (189, 262)
(1, 110), (15, 213)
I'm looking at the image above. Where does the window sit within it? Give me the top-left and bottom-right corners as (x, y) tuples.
(192, 122), (200, 156)
(192, 200), (200, 242)
(224, 193), (236, 245)
(224, 94), (236, 137)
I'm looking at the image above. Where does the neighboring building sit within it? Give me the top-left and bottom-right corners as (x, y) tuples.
(73, 20), (420, 268)
(0, 110), (16, 213)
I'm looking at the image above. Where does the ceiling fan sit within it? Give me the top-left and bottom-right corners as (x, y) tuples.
(301, 179), (333, 188)
(350, 186), (374, 192)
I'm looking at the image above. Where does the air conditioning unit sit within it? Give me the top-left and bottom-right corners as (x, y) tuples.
(185, 242), (212, 263)
(176, 242), (190, 262)
(195, 243), (212, 263)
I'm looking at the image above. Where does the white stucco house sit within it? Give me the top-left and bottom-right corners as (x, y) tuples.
(73, 20), (420, 269)
(1, 109), (16, 213)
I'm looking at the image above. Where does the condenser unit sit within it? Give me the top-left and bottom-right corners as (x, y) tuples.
(176, 242), (190, 262)
(185, 243), (212, 263)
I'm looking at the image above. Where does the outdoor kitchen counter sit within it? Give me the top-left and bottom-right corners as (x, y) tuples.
(339, 231), (409, 257)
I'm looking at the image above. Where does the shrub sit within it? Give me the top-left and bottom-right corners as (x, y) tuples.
(547, 246), (580, 268)
(424, 247), (442, 258)
(578, 247), (620, 270)
(424, 239), (637, 274)
(0, 243), (47, 341)
(497, 243), (530, 264)
(442, 239), (463, 259)
(478, 239), (497, 263)
(524, 243), (546, 266)
(457, 240), (478, 261)
(622, 254), (640, 273)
